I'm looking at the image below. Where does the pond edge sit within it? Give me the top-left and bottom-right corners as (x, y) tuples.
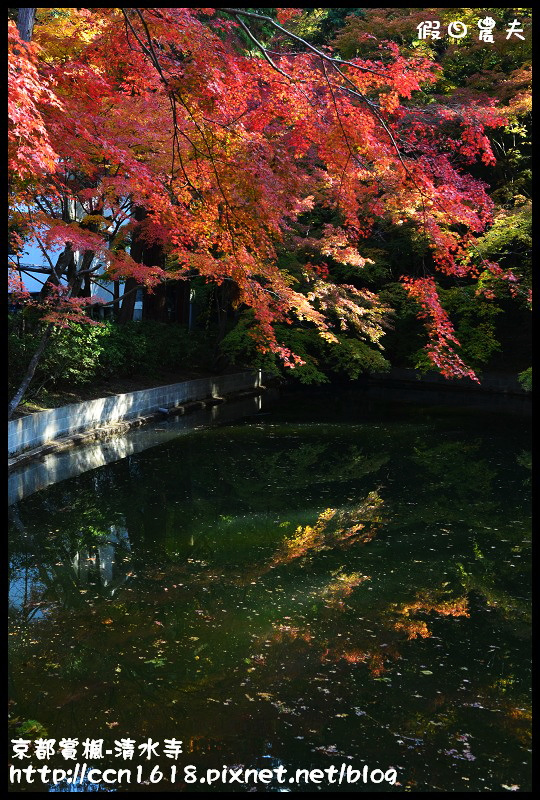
(8, 371), (270, 468)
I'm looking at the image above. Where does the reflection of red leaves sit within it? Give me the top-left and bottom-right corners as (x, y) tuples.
(321, 572), (371, 609)
(341, 650), (367, 665)
(400, 596), (470, 618)
(394, 620), (431, 640)
(368, 652), (386, 677)
(324, 647), (395, 676)
(271, 494), (383, 570)
(270, 624), (312, 644)
(323, 640), (401, 675)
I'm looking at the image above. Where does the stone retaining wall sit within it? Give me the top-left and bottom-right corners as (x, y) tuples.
(368, 368), (527, 394)
(8, 393), (268, 506)
(8, 371), (263, 457)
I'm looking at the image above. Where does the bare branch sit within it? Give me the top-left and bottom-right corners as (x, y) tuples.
(218, 8), (389, 78)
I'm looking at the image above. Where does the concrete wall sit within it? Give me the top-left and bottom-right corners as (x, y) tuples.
(8, 393), (267, 506)
(8, 371), (262, 457)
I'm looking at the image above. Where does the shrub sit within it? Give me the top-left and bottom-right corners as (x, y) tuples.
(8, 317), (214, 402)
(518, 367), (532, 392)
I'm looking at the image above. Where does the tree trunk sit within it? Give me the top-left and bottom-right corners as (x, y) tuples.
(74, 251), (95, 297)
(10, 242), (96, 415)
(40, 244), (74, 299)
(118, 278), (138, 323)
(8, 324), (53, 419)
(120, 206), (165, 323)
(17, 8), (36, 42)
(113, 280), (120, 320)
(143, 283), (169, 322)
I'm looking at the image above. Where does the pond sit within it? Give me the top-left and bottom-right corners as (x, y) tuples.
(8, 387), (531, 792)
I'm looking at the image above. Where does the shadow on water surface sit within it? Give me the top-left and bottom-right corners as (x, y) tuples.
(8, 386), (531, 792)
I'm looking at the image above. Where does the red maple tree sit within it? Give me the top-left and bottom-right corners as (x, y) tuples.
(8, 7), (519, 415)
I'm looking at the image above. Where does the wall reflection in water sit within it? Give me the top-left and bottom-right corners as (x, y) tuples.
(8, 394), (265, 506)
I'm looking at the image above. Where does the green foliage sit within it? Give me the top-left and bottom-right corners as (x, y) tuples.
(518, 367), (532, 392)
(218, 311), (282, 374)
(8, 317), (214, 402)
(320, 332), (390, 379)
(43, 322), (110, 386)
(272, 326), (331, 385)
(292, 8), (365, 46)
(323, 5), (531, 381)
(14, 719), (49, 738)
(219, 310), (390, 384)
(377, 282), (504, 375)
(97, 321), (212, 378)
(8, 314), (45, 396)
(475, 202), (532, 293)
(328, 246), (394, 289)
(440, 286), (503, 369)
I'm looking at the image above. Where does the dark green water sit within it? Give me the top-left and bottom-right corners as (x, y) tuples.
(8, 389), (531, 792)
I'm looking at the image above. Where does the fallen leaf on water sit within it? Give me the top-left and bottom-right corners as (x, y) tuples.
(314, 745), (343, 756)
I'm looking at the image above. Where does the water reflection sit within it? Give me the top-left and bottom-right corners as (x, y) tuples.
(8, 391), (531, 792)
(8, 394), (266, 506)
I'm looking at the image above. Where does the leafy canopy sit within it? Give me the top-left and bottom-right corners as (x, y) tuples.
(8, 7), (526, 379)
